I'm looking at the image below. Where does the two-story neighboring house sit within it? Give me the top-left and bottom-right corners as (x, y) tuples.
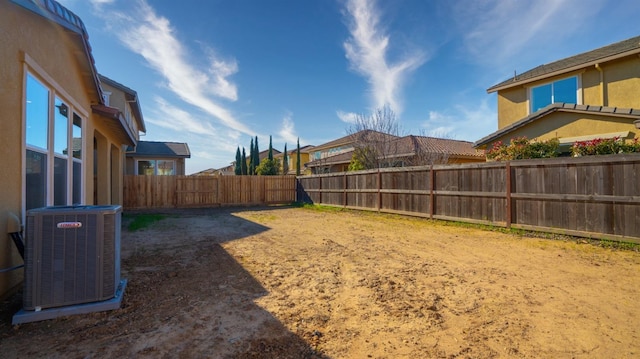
(0, 0), (145, 298)
(475, 35), (640, 150)
(93, 74), (147, 204)
(98, 75), (146, 144)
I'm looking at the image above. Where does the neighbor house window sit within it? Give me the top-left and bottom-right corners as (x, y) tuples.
(25, 72), (84, 210)
(530, 76), (579, 113)
(137, 159), (175, 175)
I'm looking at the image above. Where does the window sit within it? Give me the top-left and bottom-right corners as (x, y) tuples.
(102, 91), (111, 106)
(157, 160), (175, 175)
(530, 76), (579, 113)
(25, 72), (84, 210)
(137, 159), (175, 175)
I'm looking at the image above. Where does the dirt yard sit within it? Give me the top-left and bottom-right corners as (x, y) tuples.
(1, 206), (640, 358)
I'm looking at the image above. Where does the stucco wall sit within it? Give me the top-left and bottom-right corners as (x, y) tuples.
(0, 3), (99, 297)
(102, 82), (126, 111)
(496, 87), (528, 129)
(605, 57), (640, 109)
(490, 112), (638, 146)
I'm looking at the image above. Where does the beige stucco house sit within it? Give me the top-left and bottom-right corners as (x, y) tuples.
(0, 0), (143, 299)
(475, 35), (640, 150)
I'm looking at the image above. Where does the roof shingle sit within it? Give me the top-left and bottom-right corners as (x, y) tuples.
(488, 35), (640, 93)
(127, 141), (191, 158)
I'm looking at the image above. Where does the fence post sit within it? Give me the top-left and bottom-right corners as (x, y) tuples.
(319, 176), (322, 205)
(429, 164), (434, 219)
(343, 173), (347, 208)
(506, 161), (512, 228)
(377, 168), (382, 212)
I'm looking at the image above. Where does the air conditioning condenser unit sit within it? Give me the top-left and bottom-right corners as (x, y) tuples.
(12, 205), (127, 324)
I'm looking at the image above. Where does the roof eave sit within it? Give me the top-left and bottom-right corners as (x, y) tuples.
(473, 104), (640, 148)
(92, 105), (136, 146)
(487, 48), (640, 93)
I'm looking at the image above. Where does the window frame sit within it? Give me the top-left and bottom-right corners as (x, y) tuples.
(22, 53), (87, 213)
(135, 159), (176, 175)
(528, 75), (582, 114)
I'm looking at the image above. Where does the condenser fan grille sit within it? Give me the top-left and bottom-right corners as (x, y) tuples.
(24, 206), (121, 310)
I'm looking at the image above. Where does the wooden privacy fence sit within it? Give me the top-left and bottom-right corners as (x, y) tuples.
(124, 175), (296, 209)
(297, 154), (640, 243)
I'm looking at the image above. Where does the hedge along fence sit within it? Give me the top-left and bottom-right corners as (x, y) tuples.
(296, 153), (640, 244)
(124, 175), (297, 209)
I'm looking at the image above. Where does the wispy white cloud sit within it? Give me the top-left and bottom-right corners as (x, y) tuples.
(97, 0), (252, 135)
(89, 0), (114, 5)
(148, 97), (217, 136)
(343, 0), (426, 114)
(278, 112), (298, 146)
(144, 98), (240, 172)
(453, 0), (603, 68)
(336, 110), (358, 124)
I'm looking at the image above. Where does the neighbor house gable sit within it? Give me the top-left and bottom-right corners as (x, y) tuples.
(99, 74), (147, 137)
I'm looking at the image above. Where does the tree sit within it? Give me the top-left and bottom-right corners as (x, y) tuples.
(348, 147), (370, 171)
(283, 143), (289, 175)
(256, 158), (280, 175)
(253, 136), (260, 175)
(296, 138), (301, 176)
(268, 135), (273, 161)
(241, 147), (248, 175)
(347, 105), (402, 170)
(234, 147), (242, 175)
(249, 138), (255, 175)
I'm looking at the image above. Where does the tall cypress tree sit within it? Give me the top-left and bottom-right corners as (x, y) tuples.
(253, 136), (260, 174)
(268, 135), (274, 161)
(234, 147), (241, 175)
(249, 138), (255, 175)
(241, 147), (248, 175)
(296, 138), (301, 176)
(283, 143), (289, 175)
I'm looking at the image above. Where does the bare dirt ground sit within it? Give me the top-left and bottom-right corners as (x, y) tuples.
(1, 206), (640, 358)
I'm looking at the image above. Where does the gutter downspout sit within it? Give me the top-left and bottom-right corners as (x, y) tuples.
(595, 63), (605, 106)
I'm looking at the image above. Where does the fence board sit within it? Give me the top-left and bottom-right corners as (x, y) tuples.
(124, 175), (296, 209)
(297, 154), (640, 243)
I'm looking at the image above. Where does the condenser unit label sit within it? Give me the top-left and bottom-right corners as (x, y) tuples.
(56, 222), (83, 229)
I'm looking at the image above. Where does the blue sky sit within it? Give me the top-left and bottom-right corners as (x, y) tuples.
(58, 0), (640, 174)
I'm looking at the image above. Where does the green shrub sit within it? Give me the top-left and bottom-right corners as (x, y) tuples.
(571, 137), (640, 157)
(486, 137), (559, 161)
